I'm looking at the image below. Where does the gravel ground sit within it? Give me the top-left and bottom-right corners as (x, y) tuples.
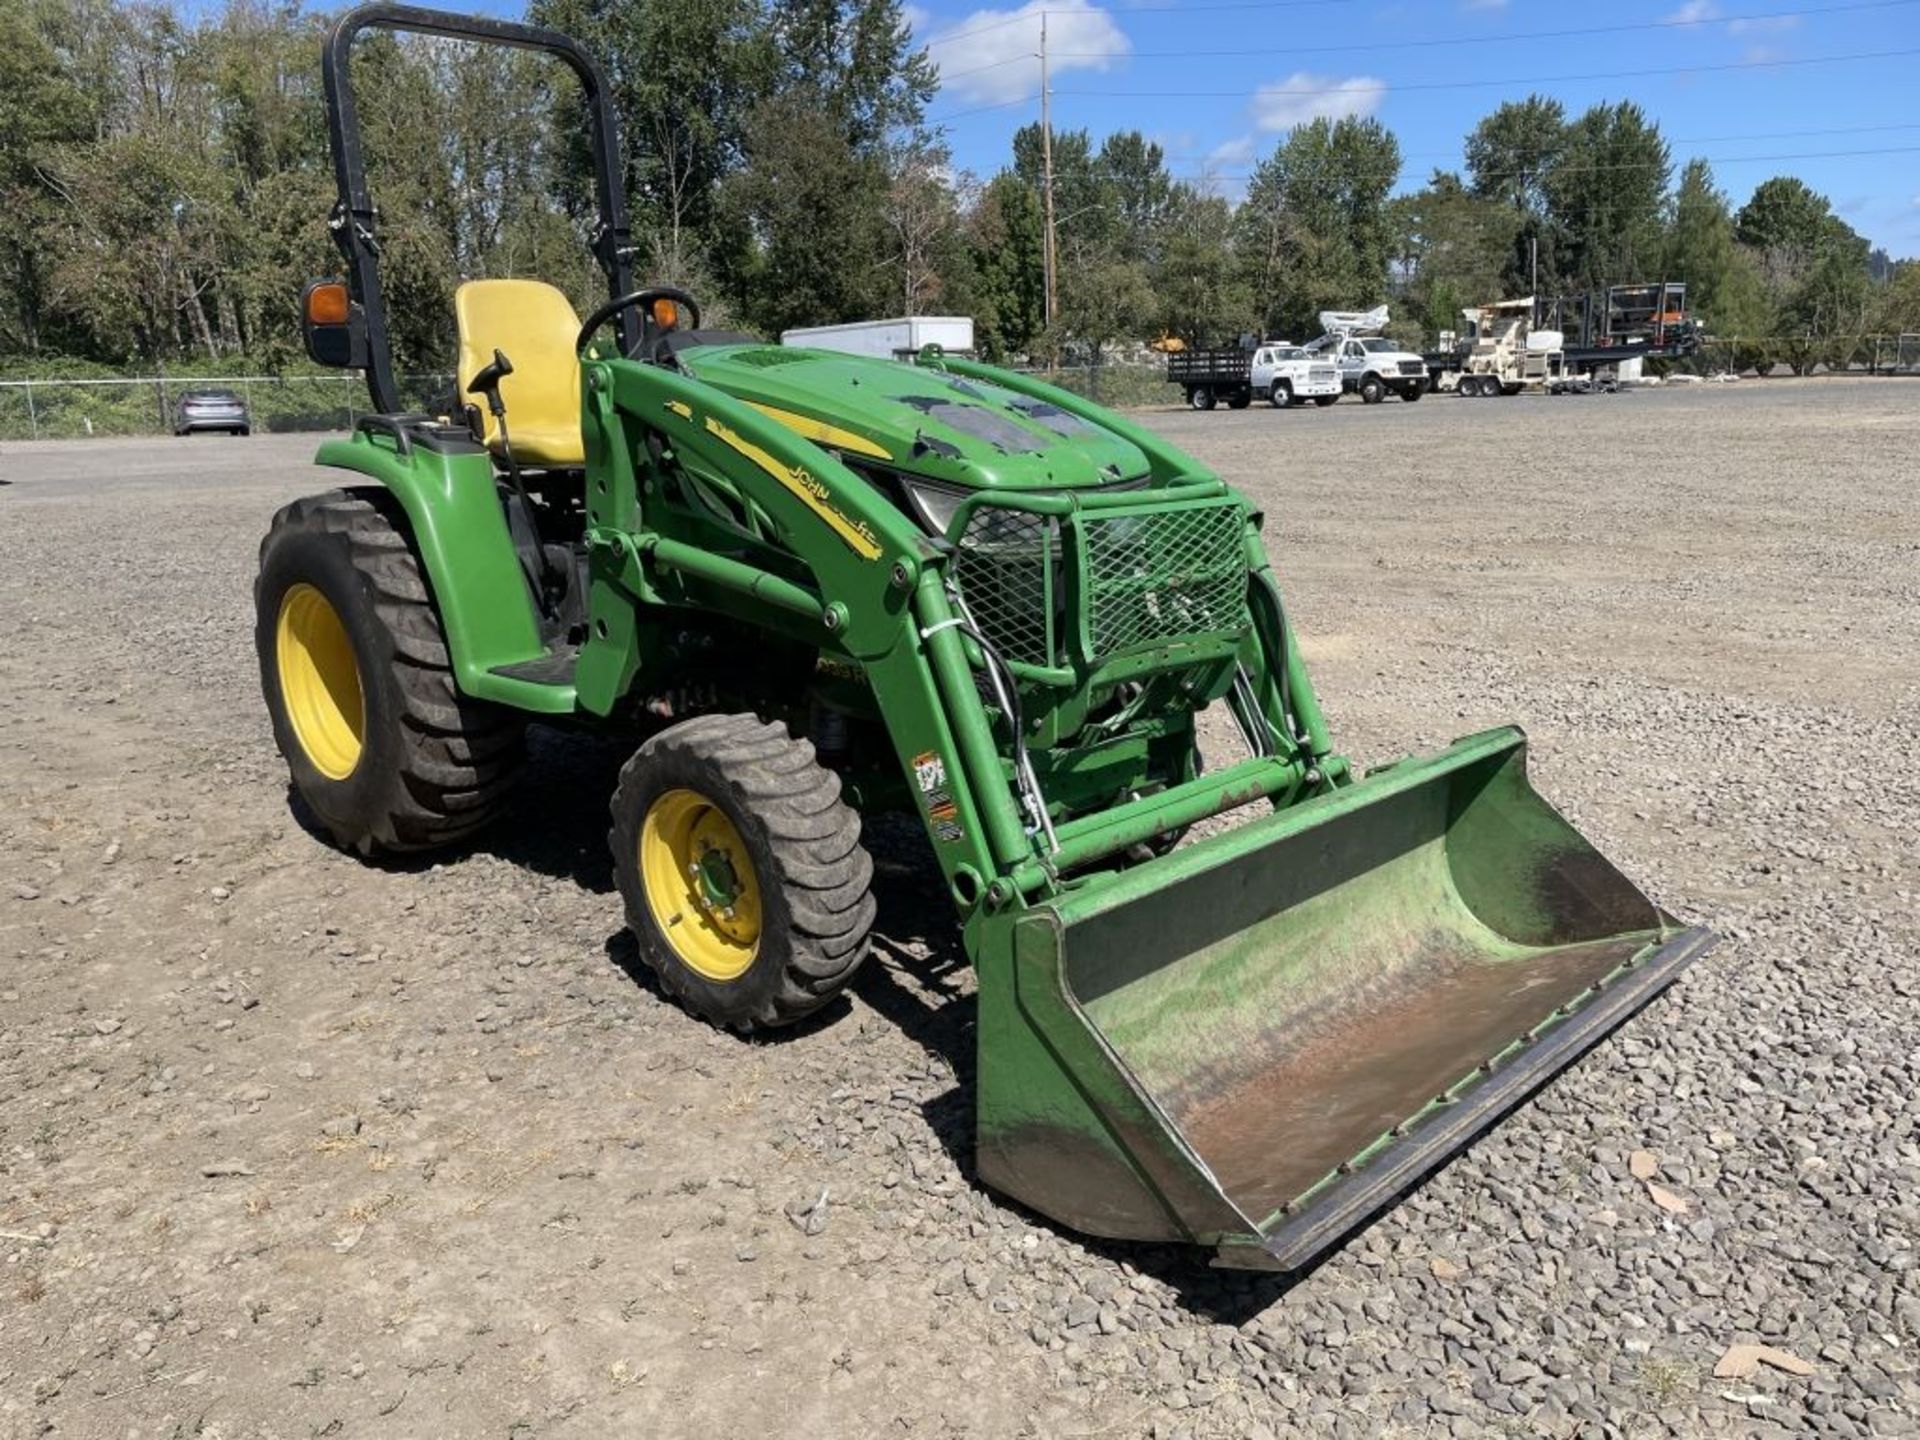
(1, 378), (1917, 1439)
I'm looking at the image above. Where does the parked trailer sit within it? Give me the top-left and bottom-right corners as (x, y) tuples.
(1424, 298), (1567, 398)
(779, 315), (975, 360)
(1538, 283), (1701, 377)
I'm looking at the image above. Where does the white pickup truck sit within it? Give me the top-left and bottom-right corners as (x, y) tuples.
(1306, 308), (1428, 404)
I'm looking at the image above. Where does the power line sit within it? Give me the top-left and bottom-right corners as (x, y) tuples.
(920, 0), (1355, 49)
(937, 53), (1042, 83)
(1048, 44), (1920, 98)
(928, 44), (1920, 122)
(920, 11), (1041, 50)
(1048, 0), (1920, 60)
(1138, 118), (1920, 165)
(1175, 142), (1920, 183)
(931, 95), (1049, 123)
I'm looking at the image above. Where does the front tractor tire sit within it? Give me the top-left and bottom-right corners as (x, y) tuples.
(255, 489), (525, 855)
(610, 715), (875, 1033)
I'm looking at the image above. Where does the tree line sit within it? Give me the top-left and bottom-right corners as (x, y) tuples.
(2, 0), (1915, 380)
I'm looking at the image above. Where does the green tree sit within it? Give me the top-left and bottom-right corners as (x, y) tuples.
(881, 136), (964, 315)
(1464, 94), (1566, 292)
(1546, 101), (1670, 292)
(531, 0), (774, 285)
(1156, 187), (1249, 347)
(0, 0), (109, 355)
(1734, 176), (1838, 265)
(1732, 175), (1871, 364)
(1093, 131), (1175, 270)
(721, 94), (889, 334)
(1465, 95), (1565, 214)
(1874, 261), (1920, 335)
(1235, 116), (1401, 338)
(964, 170), (1044, 360)
(1053, 255), (1153, 368)
(1661, 158), (1771, 345)
(1390, 170), (1520, 340)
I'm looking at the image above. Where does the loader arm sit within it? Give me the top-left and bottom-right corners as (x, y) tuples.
(577, 358), (1038, 900)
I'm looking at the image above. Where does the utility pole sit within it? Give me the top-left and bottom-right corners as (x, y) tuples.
(1039, 9), (1058, 361)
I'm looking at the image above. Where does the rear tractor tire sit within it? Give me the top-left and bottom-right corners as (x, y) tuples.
(255, 488), (525, 855)
(609, 714), (876, 1033)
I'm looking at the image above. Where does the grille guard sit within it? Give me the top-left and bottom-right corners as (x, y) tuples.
(944, 480), (1253, 685)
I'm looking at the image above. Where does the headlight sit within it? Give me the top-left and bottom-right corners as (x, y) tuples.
(903, 479), (969, 538)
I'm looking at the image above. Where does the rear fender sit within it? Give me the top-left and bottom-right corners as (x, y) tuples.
(312, 431), (563, 712)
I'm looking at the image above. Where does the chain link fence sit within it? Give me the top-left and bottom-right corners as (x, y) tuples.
(0, 373), (453, 442)
(1011, 363), (1171, 409)
(5, 340), (1909, 443)
(1665, 332), (1920, 378)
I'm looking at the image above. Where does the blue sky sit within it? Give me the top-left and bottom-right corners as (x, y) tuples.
(909, 0), (1920, 254)
(395, 0), (1920, 254)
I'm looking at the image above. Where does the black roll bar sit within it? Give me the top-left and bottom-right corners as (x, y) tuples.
(321, 3), (637, 413)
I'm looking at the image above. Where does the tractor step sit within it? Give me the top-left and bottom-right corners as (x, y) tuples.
(489, 645), (579, 686)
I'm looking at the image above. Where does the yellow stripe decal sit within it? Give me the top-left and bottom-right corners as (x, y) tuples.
(703, 416), (884, 561)
(746, 402), (892, 461)
(665, 399), (693, 419)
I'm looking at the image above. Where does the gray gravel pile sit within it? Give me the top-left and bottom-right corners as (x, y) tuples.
(1, 379), (1916, 1437)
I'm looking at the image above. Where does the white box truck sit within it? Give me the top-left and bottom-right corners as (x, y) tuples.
(780, 316), (975, 360)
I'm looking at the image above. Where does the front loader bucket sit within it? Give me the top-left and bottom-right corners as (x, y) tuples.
(972, 727), (1712, 1271)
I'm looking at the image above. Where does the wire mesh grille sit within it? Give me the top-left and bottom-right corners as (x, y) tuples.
(951, 508), (1062, 667)
(1083, 502), (1248, 657)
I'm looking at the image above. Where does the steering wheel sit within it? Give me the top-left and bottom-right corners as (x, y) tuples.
(576, 286), (703, 356)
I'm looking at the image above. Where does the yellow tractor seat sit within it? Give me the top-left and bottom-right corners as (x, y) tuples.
(453, 278), (586, 468)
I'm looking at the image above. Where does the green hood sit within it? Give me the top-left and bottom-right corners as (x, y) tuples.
(678, 344), (1151, 492)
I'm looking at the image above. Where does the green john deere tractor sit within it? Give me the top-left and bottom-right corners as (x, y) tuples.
(258, 3), (1713, 1271)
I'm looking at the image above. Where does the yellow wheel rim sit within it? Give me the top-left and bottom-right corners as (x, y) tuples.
(639, 788), (762, 982)
(275, 583), (365, 781)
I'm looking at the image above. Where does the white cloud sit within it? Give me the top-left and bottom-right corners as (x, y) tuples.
(924, 0), (1129, 107)
(1208, 135), (1256, 166)
(1728, 12), (1799, 33)
(1251, 73), (1387, 132)
(1664, 0), (1720, 22)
